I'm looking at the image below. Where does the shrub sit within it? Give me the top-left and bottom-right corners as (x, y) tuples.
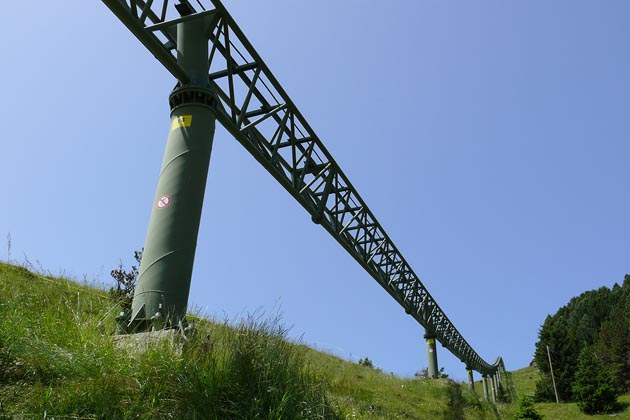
(109, 249), (142, 314)
(358, 357), (374, 369)
(513, 396), (543, 420)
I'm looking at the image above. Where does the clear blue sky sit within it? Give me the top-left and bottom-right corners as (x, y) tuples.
(1, 1), (628, 381)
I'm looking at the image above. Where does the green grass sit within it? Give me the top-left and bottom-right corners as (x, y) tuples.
(505, 366), (539, 397)
(306, 349), (497, 420)
(494, 367), (630, 420)
(0, 262), (496, 419)
(4, 261), (630, 419)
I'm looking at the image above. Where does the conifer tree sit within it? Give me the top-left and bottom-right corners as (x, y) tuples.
(513, 396), (543, 420)
(572, 346), (618, 414)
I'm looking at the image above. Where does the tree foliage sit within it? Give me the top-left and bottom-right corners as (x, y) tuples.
(534, 275), (630, 402)
(534, 314), (578, 401)
(109, 249), (142, 314)
(595, 277), (630, 391)
(513, 396), (544, 420)
(572, 346), (618, 414)
(358, 357), (374, 369)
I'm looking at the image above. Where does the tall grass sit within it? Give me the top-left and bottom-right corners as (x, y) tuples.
(1, 262), (497, 419)
(0, 263), (336, 419)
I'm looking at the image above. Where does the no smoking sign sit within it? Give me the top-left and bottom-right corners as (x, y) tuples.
(157, 195), (172, 209)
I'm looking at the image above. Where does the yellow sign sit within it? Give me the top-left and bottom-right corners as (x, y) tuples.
(171, 115), (192, 131)
(427, 338), (435, 345)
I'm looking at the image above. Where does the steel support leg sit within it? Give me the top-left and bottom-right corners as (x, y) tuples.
(467, 367), (475, 391)
(482, 375), (490, 401)
(424, 330), (438, 378)
(122, 14), (217, 332)
(491, 375), (498, 403)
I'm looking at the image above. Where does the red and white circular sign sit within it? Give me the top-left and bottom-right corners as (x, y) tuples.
(157, 195), (172, 209)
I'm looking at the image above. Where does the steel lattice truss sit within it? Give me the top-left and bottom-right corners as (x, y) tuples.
(102, 0), (503, 376)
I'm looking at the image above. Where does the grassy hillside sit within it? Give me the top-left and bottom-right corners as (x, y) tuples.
(494, 367), (630, 420)
(503, 366), (539, 397)
(0, 262), (497, 420)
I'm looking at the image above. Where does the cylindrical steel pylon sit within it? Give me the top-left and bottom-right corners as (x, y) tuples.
(121, 14), (218, 332)
(482, 374), (490, 401)
(424, 330), (439, 378)
(467, 367), (475, 391)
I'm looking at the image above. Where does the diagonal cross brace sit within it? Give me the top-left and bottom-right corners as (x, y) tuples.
(101, 0), (504, 376)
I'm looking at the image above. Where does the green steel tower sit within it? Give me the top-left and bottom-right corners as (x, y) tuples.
(102, 0), (508, 394)
(127, 14), (217, 331)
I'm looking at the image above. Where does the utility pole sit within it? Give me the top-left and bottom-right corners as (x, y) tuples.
(547, 345), (560, 403)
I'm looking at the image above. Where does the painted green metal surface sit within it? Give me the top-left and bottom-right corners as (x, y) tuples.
(125, 14), (218, 331)
(425, 331), (439, 379)
(482, 375), (490, 401)
(101, 0), (507, 383)
(467, 368), (475, 391)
